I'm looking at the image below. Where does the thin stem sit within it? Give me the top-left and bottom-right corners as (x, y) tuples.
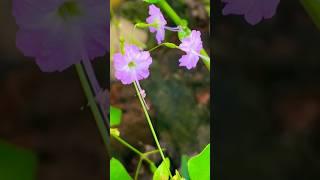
(81, 60), (110, 128)
(134, 158), (143, 180)
(157, 0), (182, 25)
(111, 133), (156, 168)
(200, 49), (210, 70)
(148, 43), (165, 52)
(144, 149), (165, 156)
(75, 63), (109, 156)
(112, 133), (143, 156)
(133, 82), (173, 178)
(157, 0), (210, 71)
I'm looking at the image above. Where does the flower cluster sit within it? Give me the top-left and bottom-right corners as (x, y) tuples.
(113, 5), (209, 106)
(113, 5), (207, 80)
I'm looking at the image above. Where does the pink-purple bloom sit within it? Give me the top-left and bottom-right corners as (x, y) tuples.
(113, 44), (152, 109)
(113, 44), (152, 84)
(146, 5), (167, 44)
(13, 0), (108, 72)
(146, 5), (181, 44)
(222, 0), (280, 25)
(178, 30), (204, 70)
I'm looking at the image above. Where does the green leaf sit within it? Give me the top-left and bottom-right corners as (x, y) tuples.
(180, 155), (190, 180)
(187, 144), (210, 180)
(110, 105), (122, 127)
(110, 158), (132, 180)
(0, 140), (37, 180)
(301, 0), (320, 30)
(172, 170), (185, 180)
(153, 158), (170, 180)
(143, 0), (160, 3)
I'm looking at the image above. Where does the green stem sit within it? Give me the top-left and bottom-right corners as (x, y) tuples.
(157, 0), (210, 71)
(133, 82), (172, 178)
(75, 64), (109, 156)
(148, 43), (165, 52)
(200, 49), (210, 70)
(111, 133), (156, 169)
(144, 149), (165, 156)
(134, 158), (143, 180)
(157, 0), (182, 25)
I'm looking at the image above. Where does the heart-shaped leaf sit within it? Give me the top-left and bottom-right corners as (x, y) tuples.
(153, 158), (170, 180)
(187, 144), (210, 180)
(110, 158), (132, 180)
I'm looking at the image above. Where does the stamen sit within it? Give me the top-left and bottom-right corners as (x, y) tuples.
(164, 26), (182, 32)
(135, 80), (149, 110)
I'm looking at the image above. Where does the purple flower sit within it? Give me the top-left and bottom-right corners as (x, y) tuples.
(222, 0), (280, 25)
(113, 44), (152, 109)
(178, 30), (204, 70)
(13, 0), (108, 72)
(113, 45), (152, 85)
(146, 5), (181, 44)
(146, 5), (167, 44)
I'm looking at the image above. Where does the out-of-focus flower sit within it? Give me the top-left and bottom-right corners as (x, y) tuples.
(146, 5), (181, 44)
(222, 0), (280, 25)
(13, 0), (108, 72)
(178, 30), (205, 70)
(113, 44), (152, 109)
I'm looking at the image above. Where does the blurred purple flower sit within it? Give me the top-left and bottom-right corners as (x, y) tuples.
(13, 0), (108, 72)
(222, 0), (280, 25)
(113, 45), (152, 85)
(178, 30), (204, 70)
(146, 5), (181, 44)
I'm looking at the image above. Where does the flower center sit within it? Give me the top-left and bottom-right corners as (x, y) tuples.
(58, 1), (82, 19)
(128, 61), (136, 68)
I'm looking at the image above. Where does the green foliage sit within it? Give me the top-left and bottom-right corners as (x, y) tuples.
(153, 158), (171, 180)
(143, 0), (160, 3)
(110, 158), (132, 180)
(187, 144), (210, 180)
(180, 155), (190, 180)
(301, 0), (320, 30)
(172, 170), (185, 180)
(110, 105), (122, 127)
(0, 140), (37, 180)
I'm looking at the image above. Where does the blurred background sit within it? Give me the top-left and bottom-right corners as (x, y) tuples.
(110, 0), (210, 179)
(214, 1), (320, 179)
(0, 0), (107, 179)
